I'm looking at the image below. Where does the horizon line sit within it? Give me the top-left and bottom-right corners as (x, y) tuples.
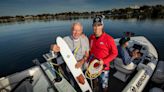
(0, 4), (163, 17)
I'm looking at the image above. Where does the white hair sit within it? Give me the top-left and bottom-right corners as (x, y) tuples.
(71, 22), (83, 30)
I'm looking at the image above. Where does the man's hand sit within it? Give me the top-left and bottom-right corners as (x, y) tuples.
(51, 44), (60, 53)
(99, 59), (104, 74)
(75, 59), (84, 69)
(99, 59), (104, 65)
(81, 34), (86, 38)
(83, 51), (89, 61)
(98, 59), (104, 74)
(85, 51), (89, 58)
(75, 51), (89, 69)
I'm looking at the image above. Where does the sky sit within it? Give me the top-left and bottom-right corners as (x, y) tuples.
(0, 0), (164, 16)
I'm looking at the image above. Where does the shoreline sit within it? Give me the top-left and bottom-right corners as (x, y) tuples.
(0, 4), (164, 23)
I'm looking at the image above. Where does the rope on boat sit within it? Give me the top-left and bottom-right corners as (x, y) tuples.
(84, 59), (103, 90)
(85, 59), (103, 79)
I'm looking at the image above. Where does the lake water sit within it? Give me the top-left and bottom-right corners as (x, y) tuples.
(0, 19), (164, 77)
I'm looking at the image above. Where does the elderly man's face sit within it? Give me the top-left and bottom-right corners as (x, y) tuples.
(72, 24), (83, 39)
(93, 24), (103, 37)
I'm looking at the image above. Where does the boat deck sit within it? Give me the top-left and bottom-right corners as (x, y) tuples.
(85, 67), (158, 92)
(108, 68), (130, 92)
(85, 67), (138, 92)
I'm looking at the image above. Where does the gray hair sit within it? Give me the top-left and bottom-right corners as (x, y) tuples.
(71, 22), (83, 31)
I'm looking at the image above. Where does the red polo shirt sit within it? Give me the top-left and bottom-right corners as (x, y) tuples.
(89, 32), (118, 70)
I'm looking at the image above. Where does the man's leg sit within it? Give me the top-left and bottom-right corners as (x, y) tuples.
(99, 71), (110, 92)
(60, 63), (70, 80)
(62, 64), (82, 92)
(92, 78), (99, 92)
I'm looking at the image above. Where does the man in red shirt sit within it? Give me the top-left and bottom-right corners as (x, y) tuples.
(89, 16), (118, 92)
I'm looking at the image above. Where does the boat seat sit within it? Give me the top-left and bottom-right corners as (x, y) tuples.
(113, 58), (137, 82)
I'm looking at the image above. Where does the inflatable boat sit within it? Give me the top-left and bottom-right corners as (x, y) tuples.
(0, 36), (163, 92)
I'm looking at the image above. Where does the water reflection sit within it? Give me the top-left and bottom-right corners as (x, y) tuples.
(0, 19), (163, 77)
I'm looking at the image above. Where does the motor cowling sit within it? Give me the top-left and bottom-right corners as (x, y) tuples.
(151, 61), (164, 84)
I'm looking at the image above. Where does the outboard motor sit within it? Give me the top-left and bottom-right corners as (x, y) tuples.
(151, 61), (164, 84)
(149, 87), (164, 92)
(150, 61), (164, 92)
